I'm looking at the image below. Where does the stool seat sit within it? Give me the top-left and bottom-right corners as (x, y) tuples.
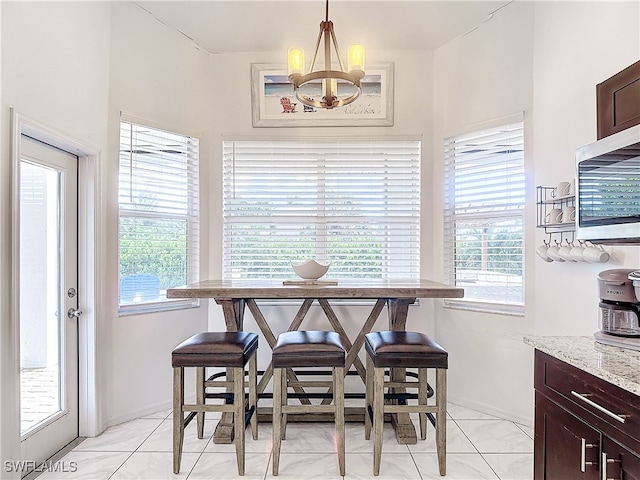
(273, 330), (345, 368)
(365, 331), (448, 369)
(172, 331), (258, 367)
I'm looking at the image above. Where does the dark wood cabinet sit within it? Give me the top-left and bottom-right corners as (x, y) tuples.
(535, 392), (600, 479)
(534, 350), (640, 480)
(597, 60), (640, 139)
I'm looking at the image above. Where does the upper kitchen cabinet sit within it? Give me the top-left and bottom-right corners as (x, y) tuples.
(597, 60), (640, 139)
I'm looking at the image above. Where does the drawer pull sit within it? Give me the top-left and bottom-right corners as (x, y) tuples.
(571, 391), (626, 423)
(580, 438), (598, 472)
(601, 452), (621, 480)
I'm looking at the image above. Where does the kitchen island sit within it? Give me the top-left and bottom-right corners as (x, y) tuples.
(524, 335), (640, 479)
(167, 278), (464, 444)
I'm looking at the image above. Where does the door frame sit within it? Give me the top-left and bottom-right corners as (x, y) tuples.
(11, 110), (103, 443)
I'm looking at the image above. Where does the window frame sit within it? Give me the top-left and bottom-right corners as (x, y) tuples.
(221, 137), (421, 283)
(117, 116), (200, 315)
(443, 114), (525, 316)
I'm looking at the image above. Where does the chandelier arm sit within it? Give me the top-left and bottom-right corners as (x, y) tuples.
(308, 24), (324, 74)
(323, 24), (334, 103)
(324, 23), (332, 71)
(328, 25), (346, 72)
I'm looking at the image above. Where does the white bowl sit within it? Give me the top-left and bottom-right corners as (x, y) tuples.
(290, 259), (331, 280)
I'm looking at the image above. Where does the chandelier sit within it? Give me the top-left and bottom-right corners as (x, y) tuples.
(287, 0), (365, 109)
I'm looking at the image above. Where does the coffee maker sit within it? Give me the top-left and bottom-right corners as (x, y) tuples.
(594, 269), (640, 350)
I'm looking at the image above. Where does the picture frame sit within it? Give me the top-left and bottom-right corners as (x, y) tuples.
(251, 62), (394, 127)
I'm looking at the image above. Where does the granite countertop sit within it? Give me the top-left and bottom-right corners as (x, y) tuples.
(523, 335), (640, 396)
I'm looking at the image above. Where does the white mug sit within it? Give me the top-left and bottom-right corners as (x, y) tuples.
(547, 245), (565, 262)
(545, 208), (563, 225)
(558, 244), (576, 262)
(569, 244), (585, 262)
(583, 246), (610, 263)
(552, 181), (571, 198)
(561, 206), (576, 224)
(536, 244), (552, 262)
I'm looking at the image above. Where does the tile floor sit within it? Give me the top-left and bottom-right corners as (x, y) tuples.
(34, 402), (533, 480)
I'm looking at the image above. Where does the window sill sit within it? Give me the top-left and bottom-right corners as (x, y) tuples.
(443, 299), (524, 317)
(118, 298), (200, 316)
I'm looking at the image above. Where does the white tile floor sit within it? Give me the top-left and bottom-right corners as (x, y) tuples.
(36, 403), (533, 480)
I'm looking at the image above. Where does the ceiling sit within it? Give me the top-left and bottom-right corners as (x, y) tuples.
(134, 1), (513, 54)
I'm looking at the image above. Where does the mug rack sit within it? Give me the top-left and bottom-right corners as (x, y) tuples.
(536, 185), (575, 235)
(536, 185), (611, 264)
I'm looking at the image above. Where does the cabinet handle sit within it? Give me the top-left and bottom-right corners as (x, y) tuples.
(580, 438), (598, 472)
(571, 391), (627, 423)
(601, 452), (621, 480)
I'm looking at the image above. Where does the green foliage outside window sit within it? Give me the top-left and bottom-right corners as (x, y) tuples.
(119, 217), (188, 290)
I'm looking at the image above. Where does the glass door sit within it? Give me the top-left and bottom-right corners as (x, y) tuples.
(19, 135), (79, 472)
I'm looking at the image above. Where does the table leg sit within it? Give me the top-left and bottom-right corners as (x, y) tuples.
(317, 299), (386, 405)
(388, 298), (418, 444)
(213, 299), (245, 444)
(248, 299), (313, 405)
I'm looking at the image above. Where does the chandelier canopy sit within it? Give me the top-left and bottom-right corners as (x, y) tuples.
(287, 0), (365, 109)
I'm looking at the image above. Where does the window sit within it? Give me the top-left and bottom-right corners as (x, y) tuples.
(443, 119), (525, 314)
(222, 139), (420, 280)
(118, 119), (199, 313)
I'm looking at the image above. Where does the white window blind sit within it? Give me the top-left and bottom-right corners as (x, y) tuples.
(443, 121), (525, 313)
(222, 139), (420, 280)
(118, 120), (199, 313)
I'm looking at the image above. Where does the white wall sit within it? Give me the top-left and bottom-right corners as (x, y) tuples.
(104, 2), (212, 424)
(0, 0), (111, 470)
(432, 1), (536, 424)
(531, 1), (640, 336)
(432, 1), (640, 425)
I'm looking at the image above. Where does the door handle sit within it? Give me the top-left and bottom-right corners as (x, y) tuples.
(581, 438), (598, 472)
(67, 308), (83, 319)
(601, 452), (621, 480)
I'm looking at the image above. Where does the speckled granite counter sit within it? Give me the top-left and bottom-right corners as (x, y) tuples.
(523, 335), (640, 396)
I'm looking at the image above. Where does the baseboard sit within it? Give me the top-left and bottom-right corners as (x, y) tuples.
(448, 394), (533, 427)
(104, 394), (196, 431)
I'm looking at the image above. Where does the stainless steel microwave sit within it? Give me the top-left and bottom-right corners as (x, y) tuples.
(575, 124), (640, 244)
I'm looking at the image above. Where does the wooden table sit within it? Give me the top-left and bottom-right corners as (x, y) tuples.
(167, 279), (463, 444)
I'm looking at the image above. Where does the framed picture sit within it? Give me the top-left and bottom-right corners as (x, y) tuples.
(251, 63), (394, 127)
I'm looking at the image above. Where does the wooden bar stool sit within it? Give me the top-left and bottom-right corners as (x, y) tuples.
(172, 331), (258, 476)
(364, 331), (448, 476)
(272, 330), (346, 476)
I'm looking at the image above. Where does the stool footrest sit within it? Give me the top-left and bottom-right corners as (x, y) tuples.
(382, 405), (438, 414)
(282, 405), (337, 414)
(184, 404), (236, 414)
(204, 392), (234, 403)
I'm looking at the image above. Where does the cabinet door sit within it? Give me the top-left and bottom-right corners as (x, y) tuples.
(535, 392), (600, 480)
(601, 436), (640, 480)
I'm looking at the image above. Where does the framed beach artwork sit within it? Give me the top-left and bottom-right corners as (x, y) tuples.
(251, 63), (394, 127)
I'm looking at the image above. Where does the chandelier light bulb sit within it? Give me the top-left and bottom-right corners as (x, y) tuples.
(288, 48), (305, 76)
(347, 44), (365, 73)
